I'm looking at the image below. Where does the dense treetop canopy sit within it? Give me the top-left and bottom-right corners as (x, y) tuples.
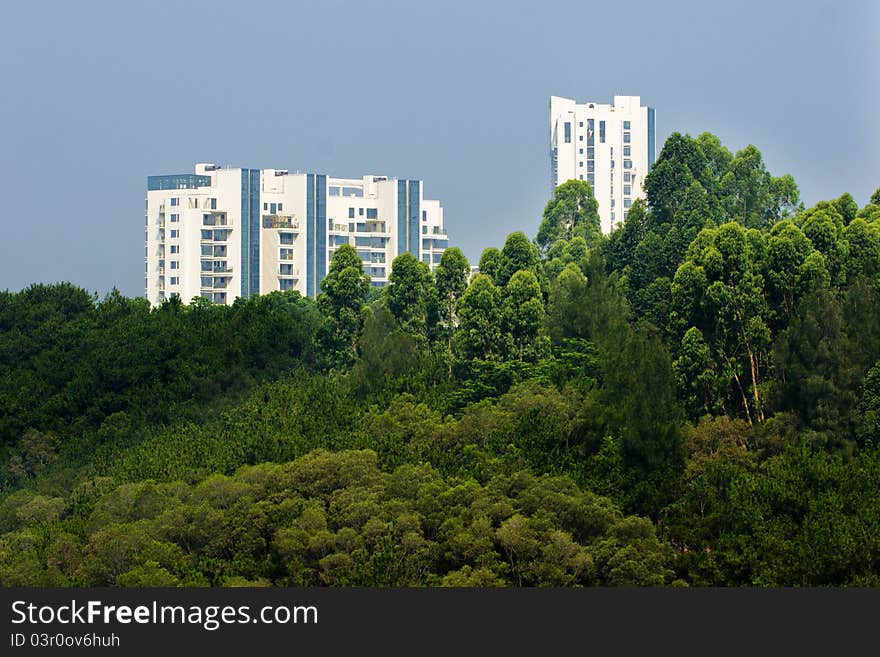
(2, 133), (879, 587)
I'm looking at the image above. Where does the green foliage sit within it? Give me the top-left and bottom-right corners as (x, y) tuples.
(537, 179), (602, 252)
(2, 131), (878, 588)
(317, 244), (371, 368)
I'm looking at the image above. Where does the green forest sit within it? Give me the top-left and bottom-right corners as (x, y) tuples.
(2, 132), (880, 587)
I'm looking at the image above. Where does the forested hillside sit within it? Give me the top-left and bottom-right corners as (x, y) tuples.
(2, 133), (880, 586)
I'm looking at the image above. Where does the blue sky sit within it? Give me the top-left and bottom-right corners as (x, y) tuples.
(1, 0), (877, 298)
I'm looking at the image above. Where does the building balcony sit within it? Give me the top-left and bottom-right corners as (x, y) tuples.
(431, 227), (448, 236)
(263, 214), (299, 229)
(278, 268), (300, 277)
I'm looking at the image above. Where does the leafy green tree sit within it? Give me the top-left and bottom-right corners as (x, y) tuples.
(433, 247), (470, 336)
(453, 274), (508, 360)
(385, 252), (434, 336)
(497, 232), (540, 286)
(671, 223), (771, 424)
(536, 180), (601, 252)
(477, 248), (503, 285)
(502, 270), (547, 362)
(317, 244), (371, 368)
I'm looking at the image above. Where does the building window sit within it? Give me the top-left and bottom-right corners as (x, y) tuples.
(263, 203), (268, 211)
(170, 230), (179, 238)
(624, 145), (631, 156)
(579, 148), (583, 155)
(599, 120), (606, 143)
(579, 135), (583, 142)
(170, 245), (179, 254)
(170, 277), (179, 285)
(624, 159), (632, 169)
(359, 208), (364, 216)
(367, 208), (378, 219)
(564, 122), (571, 143)
(611, 212), (615, 222)
(170, 261), (179, 270)
(623, 120), (631, 130)
(579, 122), (583, 127)
(422, 225), (427, 234)
(587, 174), (595, 185)
(348, 208), (355, 218)
(587, 161), (595, 172)
(170, 198), (179, 206)
(579, 161), (584, 168)
(579, 175), (583, 180)
(587, 147), (594, 158)
(624, 210), (629, 220)
(170, 214), (179, 222)
(270, 202), (277, 214)
(624, 132), (631, 144)
(422, 210), (427, 220)
(624, 185), (632, 196)
(610, 160), (615, 169)
(210, 198), (217, 209)
(624, 199), (632, 208)
(278, 203), (282, 212)
(611, 199), (615, 207)
(624, 172), (632, 182)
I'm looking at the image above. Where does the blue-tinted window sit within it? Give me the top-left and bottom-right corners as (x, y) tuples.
(280, 232), (294, 245)
(624, 199), (632, 208)
(422, 210), (427, 221)
(587, 147), (594, 158)
(170, 214), (179, 222)
(270, 203), (277, 214)
(624, 159), (632, 169)
(579, 162), (583, 168)
(316, 174), (327, 288)
(624, 132), (631, 144)
(579, 148), (583, 155)
(623, 121), (631, 129)
(280, 278), (295, 291)
(263, 203), (268, 210)
(170, 277), (179, 285)
(564, 122), (571, 143)
(624, 185), (632, 195)
(599, 121), (605, 143)
(579, 122), (583, 127)
(624, 172), (632, 182)
(359, 208), (364, 216)
(349, 207), (355, 218)
(408, 181), (420, 255)
(587, 162), (594, 172)
(278, 203), (282, 212)
(170, 198), (179, 206)
(170, 261), (179, 270)
(624, 145), (631, 156)
(170, 245), (179, 254)
(367, 208), (378, 219)
(587, 174), (595, 185)
(148, 175), (210, 191)
(210, 198), (217, 209)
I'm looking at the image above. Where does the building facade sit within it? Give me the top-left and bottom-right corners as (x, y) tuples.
(550, 95), (656, 234)
(145, 163), (448, 305)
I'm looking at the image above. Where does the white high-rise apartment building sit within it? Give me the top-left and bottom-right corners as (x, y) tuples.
(550, 95), (656, 234)
(145, 163), (448, 306)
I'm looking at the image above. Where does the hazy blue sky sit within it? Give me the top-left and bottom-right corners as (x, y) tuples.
(1, 0), (877, 298)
